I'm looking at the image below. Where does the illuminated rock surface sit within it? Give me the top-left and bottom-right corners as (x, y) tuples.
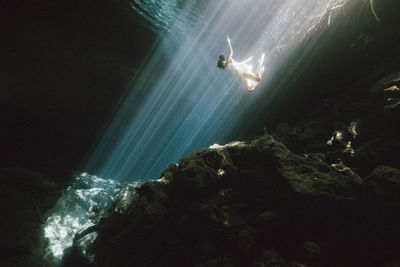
(65, 131), (400, 266)
(43, 173), (140, 263)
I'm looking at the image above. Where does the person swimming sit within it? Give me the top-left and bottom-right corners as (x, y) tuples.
(217, 35), (265, 92)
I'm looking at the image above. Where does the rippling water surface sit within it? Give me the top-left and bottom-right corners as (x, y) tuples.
(130, 0), (207, 34)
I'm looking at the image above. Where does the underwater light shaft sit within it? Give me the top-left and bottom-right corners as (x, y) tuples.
(85, 0), (348, 180)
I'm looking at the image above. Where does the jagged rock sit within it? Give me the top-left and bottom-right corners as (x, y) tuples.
(353, 138), (400, 176)
(61, 74), (400, 265)
(65, 133), (377, 266)
(274, 121), (331, 154)
(362, 165), (400, 207)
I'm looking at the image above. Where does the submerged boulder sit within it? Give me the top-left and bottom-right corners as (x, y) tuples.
(63, 133), (400, 267)
(362, 165), (400, 207)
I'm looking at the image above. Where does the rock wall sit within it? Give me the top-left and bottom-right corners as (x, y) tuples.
(65, 96), (400, 266)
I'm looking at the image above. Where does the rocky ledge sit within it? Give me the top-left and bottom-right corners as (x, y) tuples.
(65, 131), (400, 266)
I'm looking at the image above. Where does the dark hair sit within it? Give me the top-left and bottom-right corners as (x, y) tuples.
(217, 55), (225, 69)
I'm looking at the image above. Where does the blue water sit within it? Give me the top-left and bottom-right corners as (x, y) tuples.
(84, 0), (348, 181)
(43, 0), (351, 262)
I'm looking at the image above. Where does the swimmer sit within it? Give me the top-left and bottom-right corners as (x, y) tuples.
(217, 35), (265, 92)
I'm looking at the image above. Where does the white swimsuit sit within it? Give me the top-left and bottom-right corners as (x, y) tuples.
(228, 58), (258, 90)
(225, 35), (265, 91)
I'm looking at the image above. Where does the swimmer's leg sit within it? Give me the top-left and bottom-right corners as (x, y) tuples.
(256, 53), (265, 77)
(243, 78), (255, 92)
(243, 72), (260, 82)
(226, 35), (233, 62)
(243, 57), (253, 63)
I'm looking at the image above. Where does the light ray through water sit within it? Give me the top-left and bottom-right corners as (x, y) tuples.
(85, 0), (348, 181)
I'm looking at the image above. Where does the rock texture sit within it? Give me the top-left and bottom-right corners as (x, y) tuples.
(272, 70), (400, 177)
(64, 131), (400, 266)
(64, 68), (400, 266)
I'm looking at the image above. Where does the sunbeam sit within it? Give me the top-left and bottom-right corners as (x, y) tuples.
(84, 0), (348, 181)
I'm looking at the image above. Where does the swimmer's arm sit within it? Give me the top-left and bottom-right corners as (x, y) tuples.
(226, 35), (233, 62)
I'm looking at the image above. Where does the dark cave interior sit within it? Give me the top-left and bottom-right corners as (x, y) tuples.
(1, 0), (400, 266)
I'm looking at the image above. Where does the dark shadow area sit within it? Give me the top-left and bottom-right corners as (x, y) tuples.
(0, 0), (157, 177)
(241, 0), (400, 136)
